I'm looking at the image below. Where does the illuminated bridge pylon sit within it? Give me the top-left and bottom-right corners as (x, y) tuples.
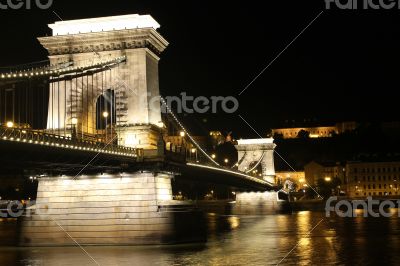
(235, 138), (276, 184)
(39, 14), (169, 149)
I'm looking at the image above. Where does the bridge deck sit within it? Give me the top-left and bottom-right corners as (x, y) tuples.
(0, 128), (274, 190)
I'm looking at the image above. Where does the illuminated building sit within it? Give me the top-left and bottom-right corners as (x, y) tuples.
(346, 161), (400, 197)
(275, 171), (306, 191)
(272, 121), (357, 139)
(304, 161), (346, 186)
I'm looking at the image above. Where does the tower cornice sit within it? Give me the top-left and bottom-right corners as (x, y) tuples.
(38, 28), (169, 56)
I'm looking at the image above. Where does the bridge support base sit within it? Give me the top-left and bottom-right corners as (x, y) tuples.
(20, 172), (203, 246)
(118, 124), (162, 150)
(232, 191), (291, 215)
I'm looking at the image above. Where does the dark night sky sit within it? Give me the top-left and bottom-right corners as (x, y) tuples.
(0, 1), (399, 138)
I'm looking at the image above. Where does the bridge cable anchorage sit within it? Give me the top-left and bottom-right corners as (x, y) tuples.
(160, 96), (220, 167)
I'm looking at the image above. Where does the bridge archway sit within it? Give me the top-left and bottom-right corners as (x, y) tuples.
(235, 138), (276, 184)
(95, 89), (116, 130)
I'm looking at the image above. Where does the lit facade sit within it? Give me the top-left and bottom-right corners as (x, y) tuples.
(304, 161), (346, 186)
(276, 171), (306, 191)
(273, 126), (337, 139)
(272, 122), (357, 139)
(209, 131), (225, 148)
(346, 161), (400, 197)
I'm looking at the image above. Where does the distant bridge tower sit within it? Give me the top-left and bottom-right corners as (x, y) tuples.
(39, 14), (168, 149)
(235, 138), (276, 184)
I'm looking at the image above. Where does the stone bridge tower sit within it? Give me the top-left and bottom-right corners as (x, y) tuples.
(235, 138), (276, 184)
(39, 14), (168, 149)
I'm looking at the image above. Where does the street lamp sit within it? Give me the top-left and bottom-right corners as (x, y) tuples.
(211, 154), (216, 159)
(179, 131), (185, 154)
(190, 148), (197, 161)
(224, 158), (229, 167)
(6, 121), (14, 128)
(103, 112), (109, 142)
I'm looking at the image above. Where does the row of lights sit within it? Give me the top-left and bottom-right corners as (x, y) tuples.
(1, 135), (136, 157)
(1, 121), (135, 157)
(5, 118), (133, 152)
(0, 56), (126, 80)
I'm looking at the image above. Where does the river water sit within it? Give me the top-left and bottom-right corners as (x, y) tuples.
(1, 210), (400, 265)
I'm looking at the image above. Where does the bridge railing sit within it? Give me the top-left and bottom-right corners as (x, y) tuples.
(0, 127), (142, 159)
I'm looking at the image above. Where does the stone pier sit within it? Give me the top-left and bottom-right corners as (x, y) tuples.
(20, 172), (200, 246)
(232, 191), (290, 215)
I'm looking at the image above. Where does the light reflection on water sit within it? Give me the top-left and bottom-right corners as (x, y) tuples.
(1, 211), (400, 265)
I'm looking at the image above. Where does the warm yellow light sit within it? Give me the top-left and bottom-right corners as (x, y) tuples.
(299, 178), (305, 183)
(102, 111), (109, 118)
(324, 177), (331, 182)
(224, 158), (229, 163)
(180, 131), (185, 137)
(211, 154), (216, 159)
(6, 121), (14, 128)
(191, 148), (196, 153)
(71, 118), (78, 125)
